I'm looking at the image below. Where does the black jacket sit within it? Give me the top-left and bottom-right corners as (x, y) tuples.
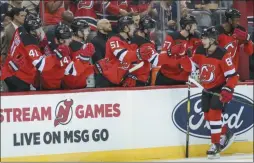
(91, 31), (109, 63)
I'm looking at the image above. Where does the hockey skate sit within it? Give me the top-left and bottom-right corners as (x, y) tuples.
(207, 143), (221, 159)
(220, 129), (235, 152)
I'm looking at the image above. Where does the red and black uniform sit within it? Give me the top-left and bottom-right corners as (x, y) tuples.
(190, 45), (239, 144)
(40, 45), (72, 90)
(155, 31), (201, 85)
(216, 25), (253, 69)
(95, 35), (137, 87)
(74, 0), (98, 31)
(95, 34), (152, 87)
(1, 27), (57, 91)
(124, 34), (154, 86)
(40, 23), (74, 90)
(62, 41), (94, 89)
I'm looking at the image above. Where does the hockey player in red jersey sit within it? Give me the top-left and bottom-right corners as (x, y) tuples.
(155, 15), (201, 85)
(121, 15), (156, 87)
(40, 23), (73, 90)
(62, 18), (95, 89)
(1, 14), (59, 92)
(182, 27), (239, 159)
(216, 8), (253, 69)
(95, 16), (153, 87)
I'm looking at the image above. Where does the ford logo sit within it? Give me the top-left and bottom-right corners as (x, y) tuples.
(172, 93), (254, 139)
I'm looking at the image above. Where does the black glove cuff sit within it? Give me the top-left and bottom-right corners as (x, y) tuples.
(127, 74), (138, 80)
(79, 55), (90, 62)
(222, 86), (234, 93)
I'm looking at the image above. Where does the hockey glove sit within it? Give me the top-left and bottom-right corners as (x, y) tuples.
(167, 43), (187, 57)
(137, 45), (153, 61)
(220, 87), (233, 103)
(79, 43), (95, 62)
(81, 43), (95, 57)
(233, 28), (251, 42)
(122, 74), (137, 87)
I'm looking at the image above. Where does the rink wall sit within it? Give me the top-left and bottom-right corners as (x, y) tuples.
(1, 82), (253, 162)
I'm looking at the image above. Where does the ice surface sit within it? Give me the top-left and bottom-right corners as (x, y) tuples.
(156, 154), (253, 162)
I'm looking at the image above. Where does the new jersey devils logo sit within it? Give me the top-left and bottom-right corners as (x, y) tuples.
(119, 61), (130, 70)
(54, 99), (74, 127)
(224, 41), (238, 58)
(78, 0), (94, 9)
(200, 64), (215, 83)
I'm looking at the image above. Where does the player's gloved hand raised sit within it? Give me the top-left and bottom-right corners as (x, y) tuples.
(137, 45), (153, 61)
(233, 27), (250, 42)
(220, 87), (233, 103)
(167, 43), (187, 57)
(78, 43), (95, 62)
(53, 45), (70, 59)
(81, 43), (95, 57)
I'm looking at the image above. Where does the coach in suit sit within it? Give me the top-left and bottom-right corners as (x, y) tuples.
(3, 7), (26, 55)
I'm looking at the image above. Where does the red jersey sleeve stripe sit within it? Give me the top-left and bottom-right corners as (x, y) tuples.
(32, 56), (45, 72)
(224, 68), (236, 78)
(113, 49), (128, 62)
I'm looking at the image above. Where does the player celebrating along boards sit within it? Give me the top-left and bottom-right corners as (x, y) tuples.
(181, 26), (239, 159)
(62, 18), (95, 89)
(120, 15), (157, 87)
(216, 8), (253, 70)
(94, 16), (153, 88)
(155, 15), (201, 86)
(125, 15), (189, 87)
(40, 23), (73, 90)
(1, 14), (60, 92)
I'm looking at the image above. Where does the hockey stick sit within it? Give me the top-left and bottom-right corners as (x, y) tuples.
(188, 77), (253, 107)
(120, 61), (144, 83)
(129, 61), (144, 73)
(185, 80), (191, 158)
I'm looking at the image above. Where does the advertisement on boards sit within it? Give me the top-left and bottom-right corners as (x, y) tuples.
(172, 92), (254, 139)
(1, 91), (133, 158)
(1, 84), (253, 159)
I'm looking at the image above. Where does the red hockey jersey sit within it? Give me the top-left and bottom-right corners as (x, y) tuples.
(41, 45), (72, 90)
(191, 46), (239, 90)
(95, 34), (141, 84)
(159, 31), (201, 82)
(216, 25), (253, 69)
(129, 35), (155, 83)
(1, 27), (57, 85)
(62, 41), (94, 89)
(74, 0), (98, 31)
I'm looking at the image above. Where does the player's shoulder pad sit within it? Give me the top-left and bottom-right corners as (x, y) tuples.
(212, 46), (227, 60)
(69, 40), (83, 52)
(195, 45), (206, 55)
(131, 34), (151, 47)
(19, 26), (39, 46)
(215, 25), (225, 35)
(168, 31), (183, 40)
